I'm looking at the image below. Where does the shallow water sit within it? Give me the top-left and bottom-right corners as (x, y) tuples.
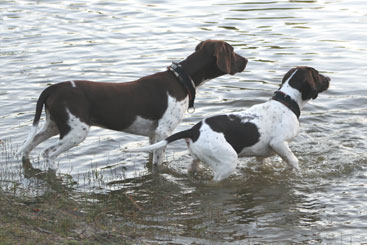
(1, 0), (367, 243)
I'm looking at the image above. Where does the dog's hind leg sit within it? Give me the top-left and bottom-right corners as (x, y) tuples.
(18, 110), (59, 159)
(186, 139), (201, 176)
(188, 158), (201, 176)
(42, 111), (90, 166)
(211, 155), (238, 182)
(189, 138), (238, 182)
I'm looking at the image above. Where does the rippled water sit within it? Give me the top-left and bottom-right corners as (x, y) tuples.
(1, 0), (367, 243)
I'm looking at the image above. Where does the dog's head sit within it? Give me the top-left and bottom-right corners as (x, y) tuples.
(282, 66), (330, 100)
(195, 40), (248, 75)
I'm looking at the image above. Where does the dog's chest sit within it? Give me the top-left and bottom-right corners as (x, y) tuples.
(156, 94), (189, 135)
(125, 94), (188, 137)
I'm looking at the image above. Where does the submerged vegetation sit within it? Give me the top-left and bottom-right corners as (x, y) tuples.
(0, 186), (152, 244)
(0, 139), (151, 245)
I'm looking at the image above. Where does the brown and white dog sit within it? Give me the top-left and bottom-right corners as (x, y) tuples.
(125, 66), (330, 181)
(17, 40), (248, 167)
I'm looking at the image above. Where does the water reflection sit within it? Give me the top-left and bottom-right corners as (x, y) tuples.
(92, 170), (326, 243)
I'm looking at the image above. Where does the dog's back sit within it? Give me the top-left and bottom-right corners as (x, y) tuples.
(188, 100), (299, 160)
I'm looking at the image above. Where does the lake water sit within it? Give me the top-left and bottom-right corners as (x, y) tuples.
(1, 0), (367, 243)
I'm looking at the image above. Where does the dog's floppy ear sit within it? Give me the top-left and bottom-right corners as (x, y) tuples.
(214, 42), (247, 75)
(306, 68), (320, 99)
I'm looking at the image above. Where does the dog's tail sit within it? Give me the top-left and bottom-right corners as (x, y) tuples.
(17, 86), (54, 155)
(32, 85), (55, 127)
(124, 128), (196, 153)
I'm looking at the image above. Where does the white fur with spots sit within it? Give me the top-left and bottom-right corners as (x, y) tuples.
(42, 109), (90, 161)
(150, 93), (188, 164)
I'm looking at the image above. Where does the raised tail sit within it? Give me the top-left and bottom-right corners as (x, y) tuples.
(124, 128), (196, 153)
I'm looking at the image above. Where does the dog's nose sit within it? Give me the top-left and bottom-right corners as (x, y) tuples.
(323, 76), (330, 90)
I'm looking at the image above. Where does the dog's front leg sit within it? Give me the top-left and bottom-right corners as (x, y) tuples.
(149, 135), (166, 165)
(269, 140), (300, 172)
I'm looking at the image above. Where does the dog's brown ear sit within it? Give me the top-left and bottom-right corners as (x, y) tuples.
(214, 42), (247, 75)
(306, 68), (320, 99)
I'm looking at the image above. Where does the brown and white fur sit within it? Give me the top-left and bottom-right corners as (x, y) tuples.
(17, 40), (248, 167)
(125, 67), (330, 181)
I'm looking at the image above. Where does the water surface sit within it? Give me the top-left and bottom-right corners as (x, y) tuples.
(1, 0), (366, 243)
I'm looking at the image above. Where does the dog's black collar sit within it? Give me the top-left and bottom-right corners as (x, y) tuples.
(272, 91), (301, 119)
(168, 62), (196, 108)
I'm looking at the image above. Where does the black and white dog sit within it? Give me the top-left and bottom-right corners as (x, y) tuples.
(17, 40), (247, 167)
(125, 66), (330, 181)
